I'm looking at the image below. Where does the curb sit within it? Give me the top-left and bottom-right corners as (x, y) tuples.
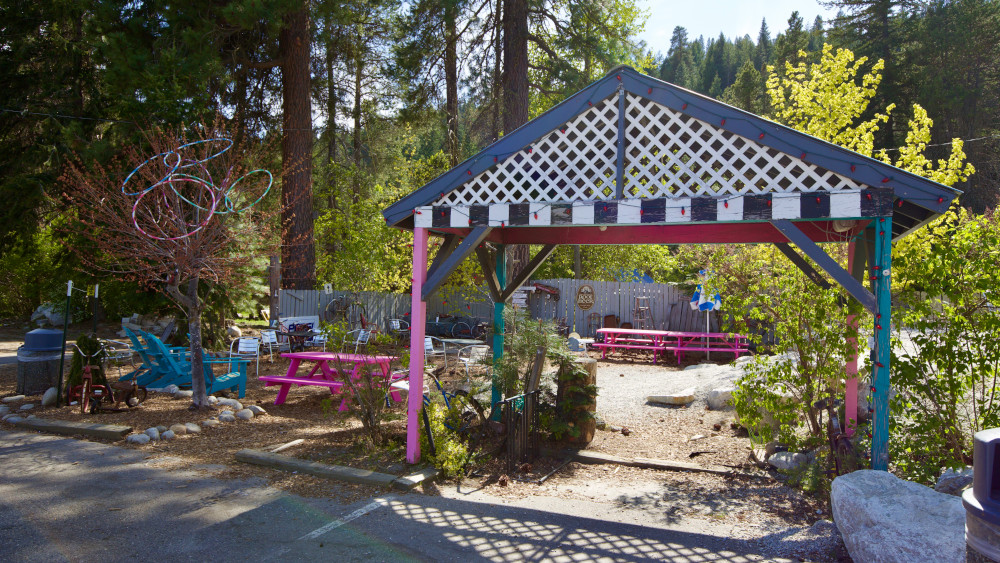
(547, 448), (769, 479)
(11, 417), (132, 441)
(235, 448), (438, 490)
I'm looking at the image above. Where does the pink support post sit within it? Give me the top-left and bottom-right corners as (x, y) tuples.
(406, 227), (429, 463)
(845, 240), (859, 436)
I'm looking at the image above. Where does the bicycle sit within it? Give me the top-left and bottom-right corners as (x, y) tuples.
(449, 316), (489, 340)
(324, 294), (369, 330)
(813, 397), (857, 476)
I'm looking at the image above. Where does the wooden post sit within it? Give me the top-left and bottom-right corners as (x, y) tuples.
(406, 228), (429, 464)
(844, 239), (861, 436)
(269, 255), (280, 323)
(871, 217), (892, 470)
(492, 244), (506, 417)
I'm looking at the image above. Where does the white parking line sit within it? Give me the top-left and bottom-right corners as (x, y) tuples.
(298, 495), (395, 541)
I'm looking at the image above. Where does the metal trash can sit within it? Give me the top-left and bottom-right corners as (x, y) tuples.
(15, 329), (64, 395)
(963, 428), (1000, 562)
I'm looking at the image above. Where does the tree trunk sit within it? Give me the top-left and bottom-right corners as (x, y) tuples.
(353, 45), (363, 203)
(492, 0), (502, 142)
(279, 4), (316, 290)
(502, 0), (531, 279)
(445, 0), (459, 167)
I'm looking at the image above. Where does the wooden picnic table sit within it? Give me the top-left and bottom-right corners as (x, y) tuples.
(259, 351), (396, 409)
(592, 328), (748, 364)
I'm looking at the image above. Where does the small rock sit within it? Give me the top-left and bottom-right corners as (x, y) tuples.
(712, 423), (722, 431)
(25, 414), (35, 419)
(169, 423), (188, 435)
(768, 451), (809, 472)
(184, 423), (201, 434)
(218, 413), (236, 423)
(41, 387), (58, 407)
(4, 415), (24, 423)
(218, 398), (243, 410)
(935, 466), (973, 497)
(619, 373), (624, 377)
(207, 396), (219, 405)
(648, 387), (696, 406)
(0, 405), (9, 416)
(202, 419), (220, 428)
(173, 390), (193, 399)
(144, 428), (160, 440)
(689, 434), (706, 442)
(163, 384), (179, 394)
(620, 427), (631, 436)
(19, 404), (34, 411)
(128, 397), (139, 407)
(235, 408), (254, 420)
(3, 395), (26, 403)
(227, 325), (242, 338)
(126, 433), (151, 445)
(156, 425), (168, 433)
(248, 405), (267, 416)
(161, 430), (176, 440)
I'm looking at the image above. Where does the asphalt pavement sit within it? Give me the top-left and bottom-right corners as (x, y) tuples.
(0, 430), (795, 562)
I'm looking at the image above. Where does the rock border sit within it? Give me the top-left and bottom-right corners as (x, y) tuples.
(11, 417), (132, 440)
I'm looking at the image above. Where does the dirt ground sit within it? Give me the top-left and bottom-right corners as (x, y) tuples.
(0, 319), (849, 561)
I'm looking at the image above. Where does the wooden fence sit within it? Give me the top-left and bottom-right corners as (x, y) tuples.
(277, 279), (724, 336)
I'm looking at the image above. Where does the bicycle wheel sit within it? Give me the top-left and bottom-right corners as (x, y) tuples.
(451, 322), (472, 338)
(834, 438), (857, 475)
(348, 303), (367, 330)
(80, 379), (92, 415)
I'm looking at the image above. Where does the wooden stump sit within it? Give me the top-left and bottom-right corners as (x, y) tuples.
(557, 357), (597, 445)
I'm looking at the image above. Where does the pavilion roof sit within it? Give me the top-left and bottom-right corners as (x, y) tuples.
(383, 66), (959, 242)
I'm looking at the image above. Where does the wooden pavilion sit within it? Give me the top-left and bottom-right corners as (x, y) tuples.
(382, 66), (960, 468)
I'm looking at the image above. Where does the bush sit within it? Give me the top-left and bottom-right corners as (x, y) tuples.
(419, 402), (470, 478)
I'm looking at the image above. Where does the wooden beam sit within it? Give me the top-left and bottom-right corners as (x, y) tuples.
(426, 234), (459, 280)
(475, 247), (502, 303)
(774, 243), (831, 289)
(500, 244), (558, 302)
(421, 227), (492, 301)
(771, 220), (876, 313)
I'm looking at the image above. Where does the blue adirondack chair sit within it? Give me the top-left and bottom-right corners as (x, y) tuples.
(120, 327), (186, 387)
(141, 331), (194, 388)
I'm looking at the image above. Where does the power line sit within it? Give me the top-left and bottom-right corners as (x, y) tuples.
(881, 134), (1000, 152)
(0, 107), (135, 125)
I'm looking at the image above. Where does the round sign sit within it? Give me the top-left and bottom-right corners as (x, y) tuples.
(576, 284), (595, 310)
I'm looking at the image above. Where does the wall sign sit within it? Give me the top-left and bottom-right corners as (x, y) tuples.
(576, 284), (595, 310)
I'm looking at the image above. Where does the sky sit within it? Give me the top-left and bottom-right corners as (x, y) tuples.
(637, 0), (838, 54)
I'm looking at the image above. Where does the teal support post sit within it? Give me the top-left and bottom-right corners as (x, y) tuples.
(871, 217), (892, 470)
(492, 245), (506, 418)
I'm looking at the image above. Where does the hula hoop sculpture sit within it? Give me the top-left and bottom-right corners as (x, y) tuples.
(122, 138), (272, 241)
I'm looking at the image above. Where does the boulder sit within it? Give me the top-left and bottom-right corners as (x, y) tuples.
(235, 408), (254, 420)
(126, 434), (150, 445)
(184, 423), (201, 434)
(248, 405), (267, 416)
(218, 398), (243, 410)
(161, 430), (175, 440)
(227, 326), (242, 338)
(831, 470), (964, 563)
(41, 387), (58, 407)
(4, 415), (24, 424)
(169, 423), (188, 435)
(648, 387), (696, 406)
(218, 413), (236, 423)
(3, 395), (26, 404)
(144, 428), (160, 441)
(155, 425), (168, 433)
(707, 386), (735, 410)
(173, 390), (193, 400)
(768, 451), (808, 473)
(207, 396), (219, 405)
(935, 466), (974, 497)
(202, 419), (220, 428)
(163, 384), (180, 395)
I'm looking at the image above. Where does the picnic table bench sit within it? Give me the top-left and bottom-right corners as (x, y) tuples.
(592, 328), (748, 364)
(260, 351), (396, 409)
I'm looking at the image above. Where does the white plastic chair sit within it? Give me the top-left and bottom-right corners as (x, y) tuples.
(259, 329), (288, 359)
(305, 331), (328, 351)
(342, 329), (374, 354)
(388, 318), (410, 340)
(229, 337), (261, 377)
(424, 336), (448, 369)
(457, 345), (491, 378)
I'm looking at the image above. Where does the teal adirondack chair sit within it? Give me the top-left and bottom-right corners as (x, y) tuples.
(141, 331), (193, 388)
(145, 332), (246, 397)
(120, 327), (185, 387)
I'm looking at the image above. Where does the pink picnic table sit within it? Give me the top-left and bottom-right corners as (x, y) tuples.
(259, 351), (396, 409)
(593, 328), (748, 363)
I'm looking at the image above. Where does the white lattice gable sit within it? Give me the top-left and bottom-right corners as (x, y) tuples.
(440, 94), (619, 206)
(623, 94), (866, 198)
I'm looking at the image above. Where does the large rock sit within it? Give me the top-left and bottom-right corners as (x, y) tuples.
(235, 409), (254, 420)
(169, 423), (188, 435)
(831, 470), (964, 563)
(218, 398), (243, 411)
(126, 433), (150, 445)
(41, 387), (58, 407)
(144, 427), (160, 441)
(707, 386), (735, 410)
(768, 451), (808, 472)
(3, 395), (25, 404)
(648, 387), (696, 406)
(248, 405), (267, 416)
(936, 466), (973, 497)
